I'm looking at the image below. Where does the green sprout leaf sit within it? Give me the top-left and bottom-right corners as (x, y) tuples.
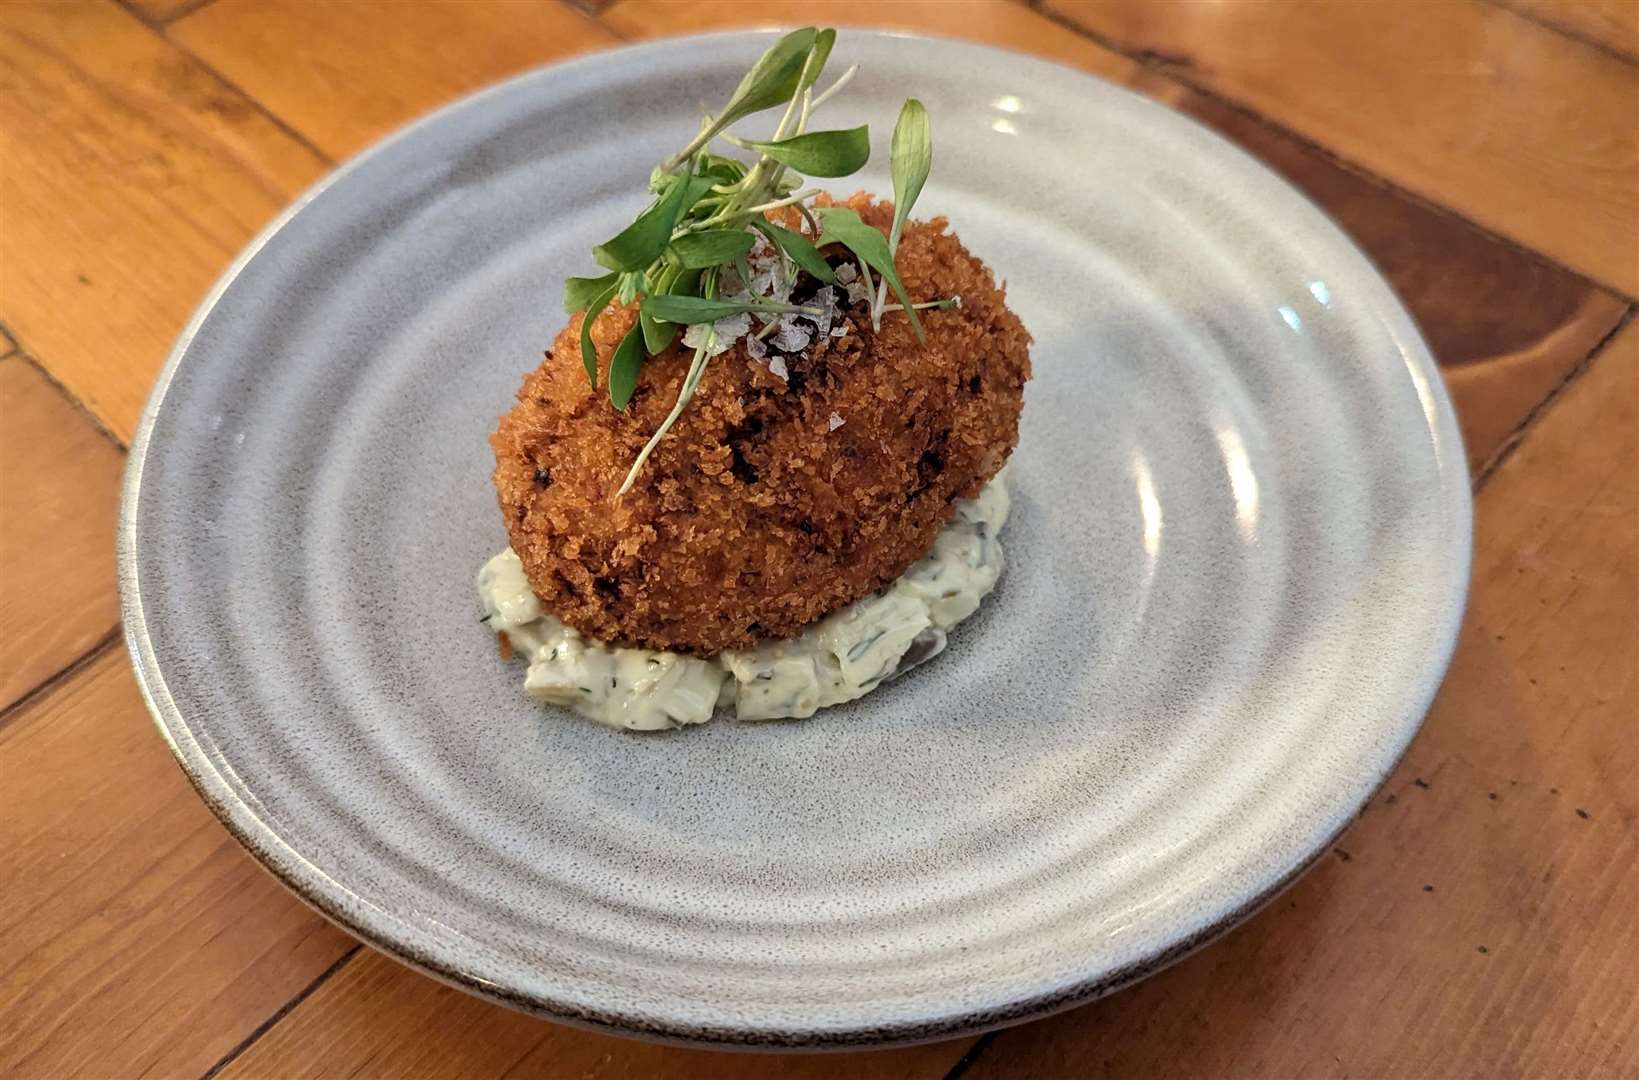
(814, 206), (925, 342)
(888, 98), (930, 252)
(737, 126), (869, 178)
(638, 266), (701, 354)
(639, 266), (678, 354)
(608, 322), (645, 411)
(799, 29), (836, 96)
(751, 220), (834, 283)
(640, 309), (677, 354)
(562, 272), (618, 314)
(719, 28), (819, 131)
(641, 294), (816, 325)
(698, 153), (749, 185)
(667, 229), (756, 270)
(592, 174), (713, 272)
(660, 29), (819, 172)
(578, 283), (618, 387)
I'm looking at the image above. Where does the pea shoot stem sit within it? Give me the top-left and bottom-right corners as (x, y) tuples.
(879, 298), (960, 313)
(809, 64), (859, 112)
(616, 267), (721, 497)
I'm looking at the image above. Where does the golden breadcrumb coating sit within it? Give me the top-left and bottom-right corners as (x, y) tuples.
(491, 194), (1031, 653)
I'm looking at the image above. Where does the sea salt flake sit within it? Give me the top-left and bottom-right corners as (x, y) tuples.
(768, 356), (789, 381)
(682, 311), (751, 357)
(751, 261), (793, 304)
(834, 263), (857, 284)
(745, 333), (767, 359)
(828, 413), (845, 431)
(808, 286), (836, 338)
(771, 316), (811, 354)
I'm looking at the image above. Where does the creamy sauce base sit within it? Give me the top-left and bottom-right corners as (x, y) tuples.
(478, 467), (1009, 730)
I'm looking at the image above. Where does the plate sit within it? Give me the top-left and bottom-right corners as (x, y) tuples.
(120, 31), (1471, 1047)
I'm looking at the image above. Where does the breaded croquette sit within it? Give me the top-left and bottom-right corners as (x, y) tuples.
(491, 195), (1031, 654)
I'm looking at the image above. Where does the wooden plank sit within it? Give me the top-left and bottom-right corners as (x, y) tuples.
(1124, 74), (1630, 474)
(1042, 0), (1639, 297)
(0, 651), (357, 1079)
(170, 0), (621, 159)
(1494, 0), (1639, 62)
(217, 948), (974, 1079)
(0, 0), (329, 444)
(966, 325), (1639, 1077)
(600, 0), (1141, 80)
(0, 358), (124, 710)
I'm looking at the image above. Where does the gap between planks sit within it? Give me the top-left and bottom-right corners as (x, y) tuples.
(198, 944), (365, 1080)
(1, 334), (130, 452)
(1472, 305), (1636, 489)
(0, 627), (122, 735)
(1482, 0), (1639, 68)
(942, 1031), (998, 1080)
(112, 0), (220, 29)
(1027, 4), (1639, 306)
(149, 31), (335, 168)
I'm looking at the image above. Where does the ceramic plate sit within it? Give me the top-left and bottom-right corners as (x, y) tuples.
(120, 31), (1471, 1048)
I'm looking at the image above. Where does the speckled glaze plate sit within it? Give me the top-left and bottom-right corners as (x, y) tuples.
(120, 31), (1471, 1048)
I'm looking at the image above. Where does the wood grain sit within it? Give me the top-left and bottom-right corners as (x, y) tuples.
(965, 324), (1639, 1078)
(1494, 0), (1639, 62)
(171, 0), (621, 159)
(600, 0), (1140, 80)
(1043, 0), (1639, 297)
(0, 650), (357, 1079)
(0, 358), (123, 710)
(118, 0), (213, 26)
(217, 948), (974, 1080)
(0, 0), (329, 444)
(1126, 74), (1632, 473)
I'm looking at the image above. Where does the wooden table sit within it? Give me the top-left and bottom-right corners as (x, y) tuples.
(2, 2), (1635, 1076)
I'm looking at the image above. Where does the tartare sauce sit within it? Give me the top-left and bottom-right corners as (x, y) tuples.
(478, 467), (1010, 730)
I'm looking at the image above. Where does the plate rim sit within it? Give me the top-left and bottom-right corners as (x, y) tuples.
(117, 27), (1474, 1048)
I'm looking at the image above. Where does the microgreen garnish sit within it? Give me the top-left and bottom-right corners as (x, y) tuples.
(607, 323), (646, 411)
(562, 273), (618, 314)
(888, 100), (931, 254)
(558, 27), (955, 494)
(578, 281), (618, 387)
(729, 126), (871, 177)
(667, 229), (756, 270)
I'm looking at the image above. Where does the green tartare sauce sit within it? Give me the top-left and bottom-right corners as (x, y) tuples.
(478, 466), (1009, 729)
